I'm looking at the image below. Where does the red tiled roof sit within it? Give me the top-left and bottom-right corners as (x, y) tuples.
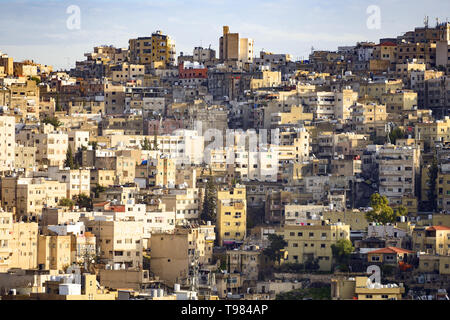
(426, 226), (450, 231)
(93, 201), (110, 207)
(368, 247), (414, 255)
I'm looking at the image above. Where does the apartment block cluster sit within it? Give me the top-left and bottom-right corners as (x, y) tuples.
(0, 20), (449, 301)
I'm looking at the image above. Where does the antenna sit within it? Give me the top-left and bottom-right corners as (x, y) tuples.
(424, 16), (429, 28)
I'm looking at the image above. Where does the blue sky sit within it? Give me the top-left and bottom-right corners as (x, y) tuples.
(0, 0), (449, 70)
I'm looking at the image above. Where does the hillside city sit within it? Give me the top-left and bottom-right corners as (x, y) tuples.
(0, 20), (449, 301)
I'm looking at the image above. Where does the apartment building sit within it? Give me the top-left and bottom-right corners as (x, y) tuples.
(110, 63), (145, 83)
(37, 235), (72, 271)
(0, 54), (13, 75)
(0, 211), (12, 272)
(0, 116), (15, 172)
(47, 167), (91, 200)
(380, 90), (418, 113)
(412, 226), (450, 255)
(217, 186), (247, 246)
(219, 26), (254, 63)
(85, 219), (144, 269)
(141, 156), (176, 188)
(32, 131), (69, 168)
(150, 226), (213, 286)
(1, 177), (67, 219)
(284, 204), (328, 226)
(437, 163), (450, 212)
(359, 79), (403, 101)
(415, 117), (450, 148)
(129, 31), (176, 67)
(160, 188), (201, 222)
(226, 247), (261, 281)
(8, 80), (40, 118)
(282, 223), (351, 271)
(14, 145), (36, 171)
(0, 211), (39, 272)
(193, 46), (216, 64)
(378, 145), (421, 205)
(68, 130), (90, 153)
(95, 155), (135, 185)
(332, 276), (404, 300)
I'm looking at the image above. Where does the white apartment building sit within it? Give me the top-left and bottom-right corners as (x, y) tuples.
(378, 145), (420, 205)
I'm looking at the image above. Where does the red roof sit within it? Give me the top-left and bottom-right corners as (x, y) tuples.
(377, 41), (397, 47)
(426, 226), (450, 231)
(93, 201), (110, 207)
(110, 205), (125, 213)
(368, 247), (414, 255)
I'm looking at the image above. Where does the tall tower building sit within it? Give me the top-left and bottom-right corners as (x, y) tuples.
(219, 26), (254, 63)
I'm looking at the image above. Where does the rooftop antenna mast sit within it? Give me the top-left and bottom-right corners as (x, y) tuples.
(424, 16), (429, 28)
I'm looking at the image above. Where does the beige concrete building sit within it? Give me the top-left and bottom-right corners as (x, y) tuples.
(0, 211), (39, 272)
(14, 145), (36, 171)
(110, 63), (145, 83)
(378, 144), (421, 205)
(1, 177), (67, 219)
(332, 276), (404, 300)
(0, 116), (15, 172)
(85, 219), (143, 269)
(37, 235), (72, 271)
(48, 167), (91, 200)
(95, 155), (136, 186)
(219, 26), (254, 63)
(282, 223), (351, 271)
(412, 226), (450, 255)
(150, 226), (214, 286)
(415, 117), (450, 148)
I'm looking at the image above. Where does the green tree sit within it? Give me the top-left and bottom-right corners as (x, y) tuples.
(394, 205), (408, 217)
(141, 138), (152, 151)
(201, 178), (217, 222)
(331, 239), (354, 271)
(152, 133), (159, 151)
(263, 234), (288, 266)
(42, 117), (62, 129)
(64, 146), (75, 169)
(30, 76), (41, 85)
(76, 194), (93, 210)
(365, 193), (402, 225)
(55, 94), (63, 112)
(426, 157), (438, 212)
(92, 184), (106, 198)
(59, 198), (75, 208)
(389, 127), (406, 144)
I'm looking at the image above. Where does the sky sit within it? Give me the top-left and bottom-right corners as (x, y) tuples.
(0, 0), (449, 70)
